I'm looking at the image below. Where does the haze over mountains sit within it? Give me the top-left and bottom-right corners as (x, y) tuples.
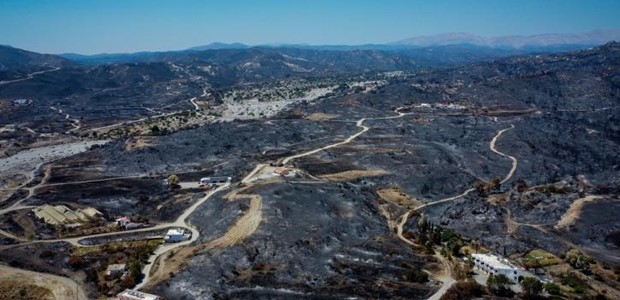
(53, 29), (620, 56)
(393, 29), (620, 48)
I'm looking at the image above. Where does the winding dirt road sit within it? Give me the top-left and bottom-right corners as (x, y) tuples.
(395, 124), (518, 299)
(0, 105), (520, 298)
(489, 124), (517, 184)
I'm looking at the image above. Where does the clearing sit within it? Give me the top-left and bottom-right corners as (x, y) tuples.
(0, 264), (87, 300)
(377, 187), (423, 210)
(320, 169), (389, 181)
(555, 195), (604, 230)
(305, 113), (339, 121)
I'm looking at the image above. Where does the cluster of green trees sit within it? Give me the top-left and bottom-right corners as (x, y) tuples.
(486, 274), (546, 299)
(565, 249), (595, 274)
(413, 215), (466, 258)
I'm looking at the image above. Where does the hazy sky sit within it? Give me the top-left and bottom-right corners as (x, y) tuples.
(2, 0), (620, 54)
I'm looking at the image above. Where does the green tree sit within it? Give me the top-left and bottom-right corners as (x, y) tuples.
(565, 249), (594, 274)
(128, 260), (142, 280)
(487, 274), (511, 294)
(167, 174), (180, 189)
(417, 214), (429, 233)
(544, 282), (562, 296)
(521, 277), (543, 298)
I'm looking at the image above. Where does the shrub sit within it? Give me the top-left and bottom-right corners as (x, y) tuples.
(521, 277), (543, 298)
(440, 280), (485, 300)
(407, 269), (429, 283)
(565, 249), (594, 274)
(544, 282), (562, 296)
(562, 272), (587, 294)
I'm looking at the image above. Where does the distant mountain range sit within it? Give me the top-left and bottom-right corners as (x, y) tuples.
(393, 29), (620, 48)
(1, 29), (619, 75)
(183, 29), (620, 52)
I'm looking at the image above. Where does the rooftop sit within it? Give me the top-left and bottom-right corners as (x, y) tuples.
(32, 204), (102, 225)
(106, 264), (126, 271)
(166, 228), (185, 236)
(117, 289), (160, 300)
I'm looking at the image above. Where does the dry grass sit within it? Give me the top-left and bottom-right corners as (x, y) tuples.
(304, 113), (339, 121)
(487, 193), (509, 206)
(0, 265), (86, 300)
(377, 204), (400, 232)
(555, 195), (603, 230)
(124, 136), (155, 152)
(203, 195), (262, 249)
(144, 184), (264, 290)
(321, 169), (389, 181)
(376, 187), (423, 210)
(523, 249), (561, 267)
(0, 280), (53, 300)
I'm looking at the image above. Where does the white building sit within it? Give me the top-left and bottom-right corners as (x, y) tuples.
(106, 263), (126, 277)
(116, 289), (160, 300)
(472, 253), (525, 283)
(164, 228), (190, 243)
(200, 176), (231, 185)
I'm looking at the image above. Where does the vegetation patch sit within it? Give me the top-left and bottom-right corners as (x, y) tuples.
(522, 249), (561, 268)
(70, 239), (161, 296)
(0, 280), (53, 300)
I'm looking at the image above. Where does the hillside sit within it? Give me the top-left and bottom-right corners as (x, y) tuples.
(0, 42), (619, 300)
(0, 45), (75, 81)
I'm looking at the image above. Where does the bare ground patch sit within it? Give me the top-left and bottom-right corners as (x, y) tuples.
(320, 169), (389, 181)
(143, 187), (264, 290)
(377, 187), (423, 210)
(304, 113), (339, 121)
(124, 136), (156, 152)
(555, 195), (604, 230)
(0, 265), (87, 300)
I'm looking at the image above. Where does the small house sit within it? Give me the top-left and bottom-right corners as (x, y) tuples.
(106, 264), (126, 277)
(116, 289), (160, 300)
(200, 176), (231, 185)
(274, 167), (290, 176)
(164, 228), (190, 243)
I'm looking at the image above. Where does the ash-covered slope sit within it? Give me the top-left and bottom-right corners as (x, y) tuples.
(128, 43), (620, 298)
(0, 45), (76, 81)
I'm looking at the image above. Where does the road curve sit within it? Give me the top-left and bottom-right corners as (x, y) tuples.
(489, 124), (517, 184)
(395, 125), (518, 300)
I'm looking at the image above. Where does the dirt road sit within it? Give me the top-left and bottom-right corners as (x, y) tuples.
(394, 124), (519, 299)
(489, 124), (517, 184)
(0, 67), (60, 86)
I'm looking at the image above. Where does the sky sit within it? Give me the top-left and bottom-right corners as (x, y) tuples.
(1, 0), (620, 54)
